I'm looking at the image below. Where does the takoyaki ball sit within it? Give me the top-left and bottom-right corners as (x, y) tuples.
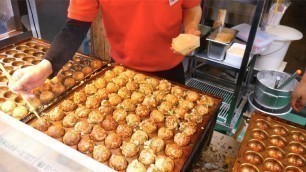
(165, 116), (179, 130)
(12, 106), (28, 119)
(105, 133), (122, 149)
(184, 113), (203, 124)
(146, 77), (159, 89)
(120, 99), (136, 112)
(126, 80), (139, 91)
(116, 124), (133, 138)
(174, 133), (191, 147)
(102, 115), (118, 131)
(158, 100), (173, 114)
(74, 121), (93, 135)
(82, 66), (93, 75)
(29, 97), (41, 109)
(131, 130), (148, 145)
(179, 99), (194, 110)
(138, 149), (156, 165)
(34, 116), (51, 131)
(142, 95), (157, 108)
(91, 59), (103, 69)
(126, 113), (141, 127)
(179, 122), (197, 136)
(120, 69), (136, 78)
(155, 155), (174, 172)
(173, 107), (187, 119)
(138, 84), (153, 95)
(85, 95), (101, 109)
(131, 91), (145, 103)
(63, 77), (76, 88)
(32, 88), (41, 97)
(60, 100), (77, 112)
(100, 100), (114, 116)
(147, 137), (165, 153)
(96, 88), (108, 100)
(113, 65), (125, 75)
(40, 91), (55, 104)
(49, 107), (65, 121)
(90, 126), (107, 142)
(87, 110), (104, 124)
(153, 91), (167, 104)
(165, 94), (178, 105)
(77, 137), (94, 153)
(140, 119), (157, 134)
(47, 125), (65, 138)
(1, 100), (16, 113)
(150, 110), (164, 123)
(39, 83), (51, 92)
(171, 86), (184, 97)
(106, 82), (119, 93)
(197, 95), (214, 107)
(93, 145), (111, 163)
(135, 104), (150, 117)
(52, 74), (64, 83)
(85, 84), (97, 95)
(158, 80), (171, 92)
(113, 109), (127, 122)
(94, 78), (106, 89)
(104, 70), (116, 82)
(63, 130), (81, 146)
(108, 93), (122, 106)
(126, 160), (146, 172)
(62, 114), (79, 128)
(133, 73), (147, 84)
(165, 143), (183, 159)
(157, 127), (173, 140)
(186, 90), (199, 102)
(113, 76), (128, 87)
(194, 105), (209, 116)
(73, 91), (87, 104)
(121, 142), (139, 157)
(72, 71), (85, 82)
(51, 82), (65, 95)
(109, 154), (128, 171)
(75, 106), (90, 118)
(118, 87), (131, 99)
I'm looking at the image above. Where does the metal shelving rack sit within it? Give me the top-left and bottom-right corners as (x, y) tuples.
(187, 0), (267, 134)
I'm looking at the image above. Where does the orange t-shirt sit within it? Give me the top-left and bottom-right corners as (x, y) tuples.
(68, 0), (200, 72)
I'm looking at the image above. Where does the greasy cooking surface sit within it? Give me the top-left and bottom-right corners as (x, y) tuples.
(233, 112), (306, 172)
(30, 65), (221, 172)
(0, 38), (107, 120)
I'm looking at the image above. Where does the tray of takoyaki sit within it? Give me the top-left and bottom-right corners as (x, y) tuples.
(233, 111), (306, 172)
(0, 38), (108, 121)
(29, 64), (222, 172)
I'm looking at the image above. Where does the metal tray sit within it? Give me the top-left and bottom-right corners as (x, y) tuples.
(233, 111), (306, 172)
(0, 38), (108, 121)
(28, 64), (222, 172)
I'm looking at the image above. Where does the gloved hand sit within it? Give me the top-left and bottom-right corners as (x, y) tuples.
(9, 59), (53, 98)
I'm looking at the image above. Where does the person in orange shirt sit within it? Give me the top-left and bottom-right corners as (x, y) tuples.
(10, 0), (201, 95)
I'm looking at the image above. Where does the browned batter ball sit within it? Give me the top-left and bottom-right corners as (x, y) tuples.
(87, 110), (104, 124)
(75, 106), (90, 118)
(113, 65), (125, 75)
(96, 88), (109, 100)
(49, 107), (66, 121)
(138, 149), (156, 165)
(165, 143), (183, 159)
(174, 133), (191, 147)
(179, 122), (197, 136)
(77, 137), (94, 153)
(63, 77), (76, 88)
(34, 116), (51, 131)
(131, 130), (148, 145)
(138, 84), (153, 95)
(40, 91), (55, 104)
(150, 110), (164, 123)
(113, 76), (128, 87)
(72, 71), (85, 81)
(126, 80), (139, 91)
(133, 73), (147, 84)
(91, 59), (103, 69)
(165, 116), (179, 130)
(120, 99), (136, 112)
(155, 155), (174, 172)
(171, 86), (184, 97)
(102, 115), (118, 131)
(113, 109), (128, 122)
(73, 91), (87, 104)
(109, 154), (128, 171)
(165, 94), (178, 105)
(90, 126), (107, 142)
(85, 84), (97, 95)
(158, 80), (171, 92)
(85, 95), (101, 109)
(39, 83), (51, 92)
(105, 133), (122, 149)
(186, 90), (199, 102)
(173, 107), (187, 119)
(116, 124), (133, 138)
(126, 113), (141, 127)
(157, 127), (173, 140)
(158, 101), (173, 114)
(29, 97), (41, 109)
(135, 104), (150, 117)
(194, 105), (209, 116)
(100, 100), (114, 116)
(63, 130), (81, 146)
(93, 145), (111, 163)
(106, 82), (119, 93)
(60, 100), (77, 112)
(94, 78), (106, 89)
(140, 119), (157, 134)
(104, 70), (116, 82)
(118, 87), (131, 99)
(121, 142), (139, 158)
(153, 90), (167, 104)
(108, 93), (122, 106)
(131, 91), (145, 103)
(82, 66), (93, 75)
(47, 125), (65, 138)
(147, 137), (165, 153)
(146, 77), (159, 89)
(179, 99), (194, 110)
(142, 95), (157, 108)
(62, 114), (79, 128)
(50, 82), (65, 96)
(74, 121), (93, 135)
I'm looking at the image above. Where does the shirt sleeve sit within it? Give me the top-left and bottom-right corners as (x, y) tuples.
(68, 0), (99, 22)
(182, 0), (201, 9)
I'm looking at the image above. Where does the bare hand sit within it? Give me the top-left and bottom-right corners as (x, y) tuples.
(290, 80), (306, 112)
(9, 60), (53, 97)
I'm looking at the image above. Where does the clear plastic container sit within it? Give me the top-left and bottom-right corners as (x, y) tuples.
(224, 43), (246, 67)
(232, 23), (274, 54)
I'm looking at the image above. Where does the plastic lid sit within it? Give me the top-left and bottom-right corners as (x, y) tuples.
(265, 25), (303, 41)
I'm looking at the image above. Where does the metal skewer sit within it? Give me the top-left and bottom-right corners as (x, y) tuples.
(0, 63), (41, 119)
(277, 69), (302, 90)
